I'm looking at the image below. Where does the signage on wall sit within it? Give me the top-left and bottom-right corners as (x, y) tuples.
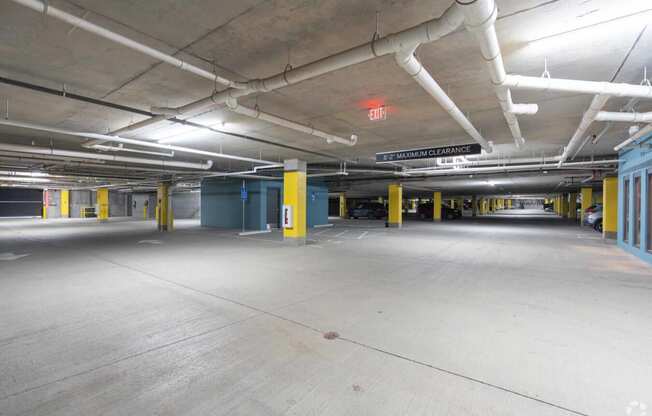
(282, 205), (293, 228)
(375, 143), (482, 163)
(368, 105), (387, 121)
(240, 186), (248, 201)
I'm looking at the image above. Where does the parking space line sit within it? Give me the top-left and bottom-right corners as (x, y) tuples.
(357, 231), (369, 240)
(334, 230), (348, 238)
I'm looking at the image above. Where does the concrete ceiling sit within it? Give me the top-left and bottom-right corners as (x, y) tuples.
(0, 0), (649, 193)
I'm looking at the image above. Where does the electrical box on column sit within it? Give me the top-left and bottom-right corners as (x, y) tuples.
(283, 159), (307, 245)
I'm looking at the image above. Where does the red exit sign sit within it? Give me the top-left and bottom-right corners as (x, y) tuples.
(368, 105), (387, 121)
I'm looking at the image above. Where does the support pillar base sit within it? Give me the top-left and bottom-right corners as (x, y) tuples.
(284, 236), (306, 246)
(603, 231), (617, 240)
(386, 222), (401, 228)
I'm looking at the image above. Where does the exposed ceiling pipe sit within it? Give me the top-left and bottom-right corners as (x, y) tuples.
(0, 119), (276, 165)
(0, 153), (194, 174)
(0, 142), (213, 170)
(0, 76), (343, 161)
(203, 163), (283, 179)
(399, 159), (618, 177)
(456, 0), (537, 148)
(595, 111), (652, 122)
(558, 94), (610, 166)
(394, 46), (492, 152)
(409, 155), (561, 170)
(106, 2), (476, 135)
(8, 0), (242, 89)
(614, 123), (652, 151)
(225, 98), (357, 146)
(89, 144), (175, 158)
(503, 75), (652, 98)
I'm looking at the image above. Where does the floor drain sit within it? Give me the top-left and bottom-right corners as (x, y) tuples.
(323, 331), (339, 340)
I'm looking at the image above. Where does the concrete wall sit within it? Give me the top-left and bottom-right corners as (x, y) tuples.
(44, 189), (61, 218)
(133, 193), (156, 219)
(172, 191), (200, 219)
(201, 178), (328, 230)
(617, 132), (652, 263)
(108, 191), (129, 217)
(70, 190), (93, 218)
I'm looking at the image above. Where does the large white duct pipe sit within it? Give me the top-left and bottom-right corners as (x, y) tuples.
(410, 155), (562, 170)
(503, 75), (652, 98)
(0, 119), (276, 165)
(108, 3), (469, 134)
(395, 47), (492, 152)
(225, 99), (357, 146)
(89, 144), (175, 157)
(9, 0), (240, 89)
(614, 124), (652, 151)
(0, 143), (213, 170)
(558, 95), (610, 166)
(595, 111), (652, 123)
(401, 159), (618, 176)
(455, 0), (536, 147)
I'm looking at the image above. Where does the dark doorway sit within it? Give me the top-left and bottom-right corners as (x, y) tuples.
(0, 188), (43, 217)
(266, 188), (280, 228)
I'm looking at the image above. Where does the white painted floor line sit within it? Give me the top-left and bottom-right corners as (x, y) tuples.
(334, 230), (348, 238)
(314, 228), (331, 235)
(357, 231), (369, 240)
(238, 229), (271, 236)
(313, 224), (334, 228)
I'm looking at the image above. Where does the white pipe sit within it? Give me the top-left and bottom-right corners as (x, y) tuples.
(108, 3), (469, 134)
(503, 75), (652, 98)
(394, 47), (492, 152)
(456, 0), (536, 147)
(401, 159), (618, 176)
(0, 142), (213, 170)
(614, 124), (652, 151)
(410, 155), (561, 170)
(558, 94), (610, 166)
(0, 119), (276, 165)
(89, 144), (175, 157)
(225, 99), (357, 146)
(9, 0), (240, 88)
(595, 111), (652, 123)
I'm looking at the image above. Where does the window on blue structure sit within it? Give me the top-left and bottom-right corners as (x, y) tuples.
(624, 179), (629, 243)
(634, 175), (641, 247)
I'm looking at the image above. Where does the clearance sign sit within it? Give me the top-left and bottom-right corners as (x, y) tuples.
(376, 143), (482, 163)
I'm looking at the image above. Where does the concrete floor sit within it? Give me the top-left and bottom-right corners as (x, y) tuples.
(1, 212), (651, 416)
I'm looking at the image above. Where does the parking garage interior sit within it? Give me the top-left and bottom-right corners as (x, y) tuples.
(1, 1), (651, 415)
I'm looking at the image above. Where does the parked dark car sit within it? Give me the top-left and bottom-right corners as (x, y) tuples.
(349, 202), (387, 219)
(417, 202), (462, 220)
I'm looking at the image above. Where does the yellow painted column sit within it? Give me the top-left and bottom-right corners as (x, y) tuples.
(42, 189), (48, 219)
(97, 188), (109, 221)
(507, 199), (512, 209)
(433, 191), (442, 222)
(157, 183), (170, 232)
(60, 189), (70, 218)
(388, 184), (402, 227)
(560, 193), (568, 218)
(580, 187), (593, 224)
(339, 193), (347, 218)
(283, 159), (307, 244)
(602, 177), (618, 239)
(568, 193), (577, 220)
